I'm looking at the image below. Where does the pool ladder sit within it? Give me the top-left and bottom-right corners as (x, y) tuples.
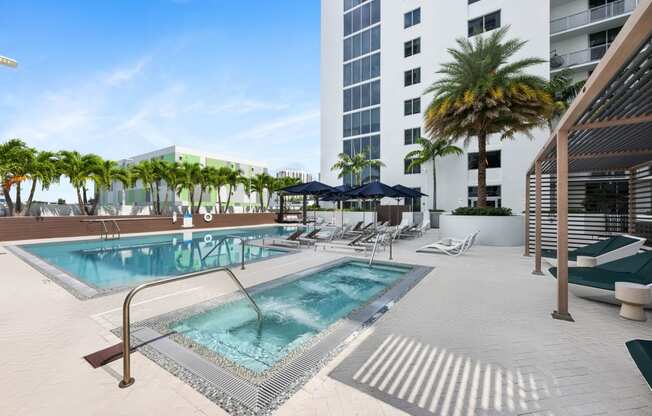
(118, 266), (262, 388)
(368, 232), (393, 266)
(200, 235), (248, 270)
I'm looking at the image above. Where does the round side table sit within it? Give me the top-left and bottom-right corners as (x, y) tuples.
(615, 282), (650, 321)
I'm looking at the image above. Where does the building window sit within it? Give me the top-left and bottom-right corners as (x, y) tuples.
(344, 52), (380, 87)
(589, 27), (621, 60)
(343, 80), (381, 112)
(343, 108), (380, 137)
(468, 150), (501, 170)
(344, 26), (381, 62)
(468, 185), (502, 207)
(404, 68), (421, 86)
(404, 38), (421, 57)
(404, 98), (421, 116)
(404, 8), (421, 28)
(468, 0), (481, 4)
(468, 10), (501, 37)
(404, 158), (421, 175)
(344, 0), (381, 36)
(343, 135), (381, 185)
(404, 127), (421, 145)
(344, 0), (372, 12)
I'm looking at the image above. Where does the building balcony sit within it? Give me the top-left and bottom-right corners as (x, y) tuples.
(550, 43), (612, 73)
(550, 0), (638, 39)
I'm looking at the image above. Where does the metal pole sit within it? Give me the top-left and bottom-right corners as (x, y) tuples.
(241, 239), (246, 270)
(553, 130), (573, 322)
(389, 235), (393, 260)
(119, 267), (261, 388)
(629, 169), (636, 234)
(524, 173), (531, 257)
(533, 161), (543, 275)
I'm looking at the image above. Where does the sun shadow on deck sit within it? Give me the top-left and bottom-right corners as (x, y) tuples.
(83, 331), (177, 368)
(330, 334), (556, 416)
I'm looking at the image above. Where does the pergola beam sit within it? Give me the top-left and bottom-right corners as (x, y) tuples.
(541, 148), (652, 162)
(570, 114), (652, 131)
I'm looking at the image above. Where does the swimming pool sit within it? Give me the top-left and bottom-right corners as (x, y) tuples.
(128, 258), (432, 414)
(12, 226), (296, 298)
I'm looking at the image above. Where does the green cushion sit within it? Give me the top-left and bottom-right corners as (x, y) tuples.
(549, 251), (652, 291)
(626, 340), (652, 389)
(541, 236), (638, 261)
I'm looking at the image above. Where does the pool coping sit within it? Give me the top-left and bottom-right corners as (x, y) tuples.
(116, 257), (433, 415)
(6, 233), (299, 301)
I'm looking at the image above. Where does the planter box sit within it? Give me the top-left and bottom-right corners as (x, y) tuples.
(439, 214), (525, 246)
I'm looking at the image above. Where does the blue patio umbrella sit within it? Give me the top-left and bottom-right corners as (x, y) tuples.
(345, 182), (413, 227)
(279, 181), (339, 225)
(320, 184), (354, 226)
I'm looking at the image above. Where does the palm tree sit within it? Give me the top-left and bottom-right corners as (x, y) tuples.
(23, 150), (60, 216)
(150, 159), (169, 215)
(424, 27), (553, 207)
(330, 150), (385, 186)
(90, 160), (129, 215)
(239, 174), (252, 212)
(196, 166), (220, 214)
(211, 166), (231, 213)
(129, 160), (157, 214)
(158, 161), (180, 214)
(406, 137), (463, 210)
(223, 167), (243, 213)
(59, 151), (103, 215)
(0, 139), (35, 216)
(545, 69), (585, 131)
(175, 162), (202, 213)
(251, 173), (271, 211)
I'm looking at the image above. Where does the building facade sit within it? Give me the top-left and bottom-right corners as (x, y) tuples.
(320, 0), (638, 212)
(100, 145), (267, 211)
(276, 169), (313, 183)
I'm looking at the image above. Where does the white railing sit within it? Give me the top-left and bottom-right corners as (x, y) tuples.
(551, 0), (638, 34)
(550, 43), (612, 70)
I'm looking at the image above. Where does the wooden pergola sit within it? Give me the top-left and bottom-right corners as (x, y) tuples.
(527, 0), (652, 321)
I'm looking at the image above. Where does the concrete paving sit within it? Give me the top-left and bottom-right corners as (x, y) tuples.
(0, 227), (650, 415)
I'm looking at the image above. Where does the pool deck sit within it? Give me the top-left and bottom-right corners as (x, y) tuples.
(1, 226), (651, 415)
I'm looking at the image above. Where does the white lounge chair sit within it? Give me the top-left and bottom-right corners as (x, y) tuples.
(265, 229), (304, 248)
(416, 232), (478, 256)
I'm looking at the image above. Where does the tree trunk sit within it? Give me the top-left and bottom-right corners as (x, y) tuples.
(2, 186), (15, 216)
(15, 182), (22, 214)
(259, 191), (265, 211)
(225, 185), (233, 213)
(22, 179), (38, 216)
(477, 132), (488, 208)
(76, 188), (86, 215)
(82, 187), (91, 215)
(188, 186), (195, 214)
(217, 186), (223, 214)
(266, 189), (273, 209)
(196, 187), (204, 214)
(154, 181), (161, 215)
(431, 157), (437, 211)
(162, 188), (170, 215)
(90, 184), (101, 216)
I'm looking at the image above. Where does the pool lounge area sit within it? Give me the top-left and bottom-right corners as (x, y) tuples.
(1, 223), (652, 416)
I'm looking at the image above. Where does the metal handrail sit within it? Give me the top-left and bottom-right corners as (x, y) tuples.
(200, 235), (248, 270)
(111, 220), (121, 240)
(369, 233), (382, 266)
(118, 266), (262, 388)
(550, 0), (638, 34)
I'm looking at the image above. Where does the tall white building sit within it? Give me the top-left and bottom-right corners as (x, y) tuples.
(320, 0), (639, 212)
(276, 169), (313, 183)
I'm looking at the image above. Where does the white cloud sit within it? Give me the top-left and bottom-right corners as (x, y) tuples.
(103, 56), (150, 86)
(233, 110), (319, 140)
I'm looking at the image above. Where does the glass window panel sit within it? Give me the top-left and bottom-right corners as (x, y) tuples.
(352, 85), (361, 109)
(361, 110), (371, 134)
(371, 53), (380, 77)
(371, 0), (380, 23)
(404, 70), (411, 86)
(413, 98), (421, 114)
(404, 100), (411, 115)
(361, 136), (371, 156)
(468, 17), (483, 37)
(370, 135), (380, 159)
(361, 29), (371, 55)
(413, 8), (420, 25)
(352, 60), (361, 84)
(344, 63), (352, 86)
(404, 12), (412, 28)
(404, 129), (411, 145)
(343, 139), (352, 157)
(361, 56), (371, 81)
(352, 33), (361, 58)
(484, 11), (500, 32)
(370, 165), (380, 182)
(361, 3), (371, 28)
(352, 112), (361, 136)
(414, 68), (421, 84)
(352, 8), (361, 33)
(371, 80), (380, 105)
(353, 137), (362, 154)
(344, 89), (352, 112)
(361, 83), (370, 108)
(371, 26), (381, 51)
(371, 108), (380, 132)
(344, 12), (352, 36)
(413, 38), (420, 54)
(344, 38), (352, 61)
(343, 114), (352, 137)
(404, 41), (412, 57)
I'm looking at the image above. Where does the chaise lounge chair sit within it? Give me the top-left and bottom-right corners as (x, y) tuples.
(549, 251), (652, 306)
(626, 339), (652, 390)
(416, 231), (478, 256)
(542, 234), (646, 267)
(315, 233), (372, 254)
(265, 229), (304, 248)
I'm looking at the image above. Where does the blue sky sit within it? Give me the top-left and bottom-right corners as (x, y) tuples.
(0, 0), (320, 202)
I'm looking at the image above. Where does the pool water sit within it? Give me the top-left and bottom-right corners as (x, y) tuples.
(20, 226), (294, 289)
(171, 261), (411, 374)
